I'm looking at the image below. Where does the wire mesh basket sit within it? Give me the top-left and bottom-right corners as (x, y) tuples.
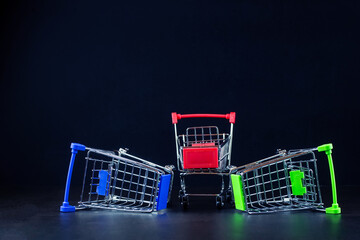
(60, 143), (174, 213)
(230, 144), (341, 214)
(177, 126), (231, 170)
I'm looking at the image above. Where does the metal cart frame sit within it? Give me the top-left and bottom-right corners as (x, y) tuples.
(230, 144), (341, 214)
(60, 143), (174, 213)
(171, 112), (236, 208)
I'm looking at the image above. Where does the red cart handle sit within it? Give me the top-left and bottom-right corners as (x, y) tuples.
(171, 112), (235, 124)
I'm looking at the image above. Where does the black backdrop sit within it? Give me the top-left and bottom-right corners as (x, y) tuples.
(1, 0), (359, 190)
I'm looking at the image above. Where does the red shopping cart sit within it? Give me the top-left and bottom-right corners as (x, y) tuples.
(171, 112), (236, 208)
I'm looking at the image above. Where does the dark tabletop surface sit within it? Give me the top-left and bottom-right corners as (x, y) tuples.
(1, 186), (359, 240)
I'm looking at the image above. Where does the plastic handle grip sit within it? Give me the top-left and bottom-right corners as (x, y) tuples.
(60, 143), (86, 212)
(171, 112), (235, 124)
(317, 143), (341, 214)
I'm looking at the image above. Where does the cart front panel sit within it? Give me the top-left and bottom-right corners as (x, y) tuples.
(183, 147), (219, 169)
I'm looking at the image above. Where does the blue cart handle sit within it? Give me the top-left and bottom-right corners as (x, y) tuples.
(60, 143), (86, 212)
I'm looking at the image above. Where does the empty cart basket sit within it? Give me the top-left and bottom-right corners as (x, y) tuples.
(171, 112), (236, 208)
(230, 144), (341, 214)
(60, 143), (174, 213)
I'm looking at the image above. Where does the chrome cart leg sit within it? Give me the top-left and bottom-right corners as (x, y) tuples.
(179, 174), (189, 209)
(225, 174), (234, 206)
(216, 175), (225, 209)
(165, 165), (175, 207)
(216, 195), (225, 209)
(226, 185), (233, 203)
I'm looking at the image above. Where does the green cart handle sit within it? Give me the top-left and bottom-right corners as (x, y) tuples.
(318, 143), (341, 214)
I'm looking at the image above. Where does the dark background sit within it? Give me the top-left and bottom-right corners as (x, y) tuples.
(1, 1), (360, 239)
(1, 0), (359, 196)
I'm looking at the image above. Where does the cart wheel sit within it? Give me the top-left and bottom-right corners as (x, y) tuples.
(216, 196), (224, 209)
(225, 190), (235, 207)
(179, 190), (189, 209)
(178, 190), (184, 201)
(226, 189), (232, 203)
(180, 195), (189, 209)
(181, 199), (189, 209)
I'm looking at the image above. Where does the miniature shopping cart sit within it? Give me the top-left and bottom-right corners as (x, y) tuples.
(230, 144), (341, 214)
(60, 143), (174, 213)
(171, 112), (236, 208)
